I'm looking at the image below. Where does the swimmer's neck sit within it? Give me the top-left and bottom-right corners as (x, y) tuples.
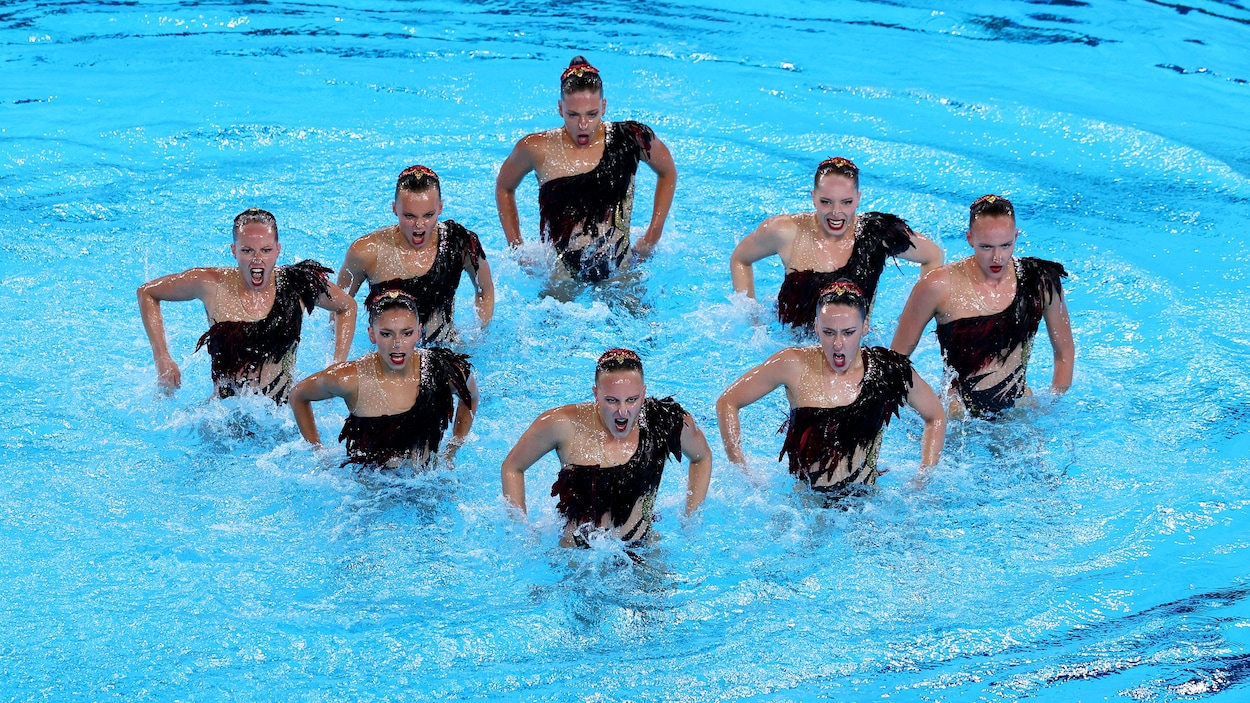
(233, 266), (276, 296)
(392, 224), (435, 252)
(561, 123), (605, 149)
(822, 347), (864, 377)
(593, 408), (639, 445)
(373, 350), (419, 379)
(965, 256), (1016, 287)
(812, 212), (856, 240)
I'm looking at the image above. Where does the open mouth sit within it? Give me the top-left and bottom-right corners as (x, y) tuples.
(826, 216), (846, 231)
(831, 352), (847, 369)
(250, 268), (265, 286)
(613, 417), (629, 432)
(410, 230), (427, 245)
(388, 353), (406, 366)
(575, 134), (591, 146)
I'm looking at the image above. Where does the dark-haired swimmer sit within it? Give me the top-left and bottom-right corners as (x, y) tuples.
(890, 194), (1074, 418)
(730, 157), (942, 329)
(338, 165), (494, 345)
(137, 208), (356, 403)
(495, 56), (677, 283)
(717, 280), (945, 495)
(289, 290), (478, 468)
(501, 349), (712, 547)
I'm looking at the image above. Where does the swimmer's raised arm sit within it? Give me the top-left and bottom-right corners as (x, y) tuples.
(500, 407), (572, 516)
(137, 268), (223, 393)
(678, 413), (713, 516)
(890, 268), (949, 356)
(715, 349), (801, 467)
(632, 136), (677, 261)
(289, 362), (358, 447)
(316, 282), (357, 363)
(897, 230), (945, 274)
(495, 136), (543, 248)
(904, 367), (946, 470)
(1043, 285), (1075, 394)
(729, 216), (792, 298)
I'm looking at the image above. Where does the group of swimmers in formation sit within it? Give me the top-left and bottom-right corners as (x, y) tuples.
(137, 57), (1075, 547)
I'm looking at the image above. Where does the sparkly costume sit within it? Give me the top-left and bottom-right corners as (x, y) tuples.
(195, 260), (331, 403)
(338, 348), (473, 468)
(550, 397), (686, 543)
(366, 220), (486, 345)
(538, 120), (655, 282)
(776, 212), (916, 328)
(779, 347), (914, 492)
(935, 257), (1067, 417)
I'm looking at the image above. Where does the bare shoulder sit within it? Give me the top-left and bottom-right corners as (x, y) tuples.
(764, 345), (811, 376)
(917, 261), (955, 294)
(523, 402), (584, 445)
(760, 212), (805, 239)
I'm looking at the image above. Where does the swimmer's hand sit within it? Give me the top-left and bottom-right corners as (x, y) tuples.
(311, 443), (337, 471)
(155, 357), (181, 394)
(732, 461), (767, 490)
(631, 239), (655, 263)
(907, 465), (935, 491)
(442, 436), (466, 469)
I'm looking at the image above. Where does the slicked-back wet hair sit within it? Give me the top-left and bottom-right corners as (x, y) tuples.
(969, 194), (1015, 229)
(561, 55), (603, 97)
(594, 348), (643, 381)
(365, 289), (420, 325)
(813, 156), (859, 189)
(232, 207), (278, 241)
(815, 279), (868, 322)
(395, 164), (441, 199)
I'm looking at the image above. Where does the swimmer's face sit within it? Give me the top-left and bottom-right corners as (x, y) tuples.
(967, 214), (1018, 281)
(231, 223), (281, 290)
(812, 174), (860, 237)
(558, 90), (605, 148)
(816, 303), (867, 374)
(393, 187), (442, 250)
(593, 369), (645, 439)
(367, 307), (421, 371)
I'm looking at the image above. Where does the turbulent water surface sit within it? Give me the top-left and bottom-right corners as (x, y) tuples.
(2, 0), (1249, 701)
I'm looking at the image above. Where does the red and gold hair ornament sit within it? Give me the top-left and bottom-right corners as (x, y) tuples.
(819, 156), (856, 170)
(398, 164), (439, 181)
(561, 63), (600, 81)
(818, 280), (864, 298)
(597, 348), (640, 366)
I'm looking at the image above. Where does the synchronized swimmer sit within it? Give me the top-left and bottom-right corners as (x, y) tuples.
(137, 56), (1076, 547)
(495, 56), (677, 283)
(137, 208), (356, 404)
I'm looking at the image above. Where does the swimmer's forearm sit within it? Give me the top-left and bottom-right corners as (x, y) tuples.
(685, 456), (711, 515)
(290, 398), (322, 446)
(1051, 363), (1073, 394)
(729, 259), (755, 297)
(495, 187), (524, 247)
(452, 405), (474, 444)
(137, 288), (173, 361)
(331, 303), (356, 364)
(919, 417), (945, 468)
(500, 467), (527, 516)
(1051, 343), (1074, 393)
(642, 171), (676, 248)
(475, 289), (494, 327)
(715, 402), (747, 466)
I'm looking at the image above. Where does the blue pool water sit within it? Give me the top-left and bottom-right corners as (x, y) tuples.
(3, 1), (1250, 700)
